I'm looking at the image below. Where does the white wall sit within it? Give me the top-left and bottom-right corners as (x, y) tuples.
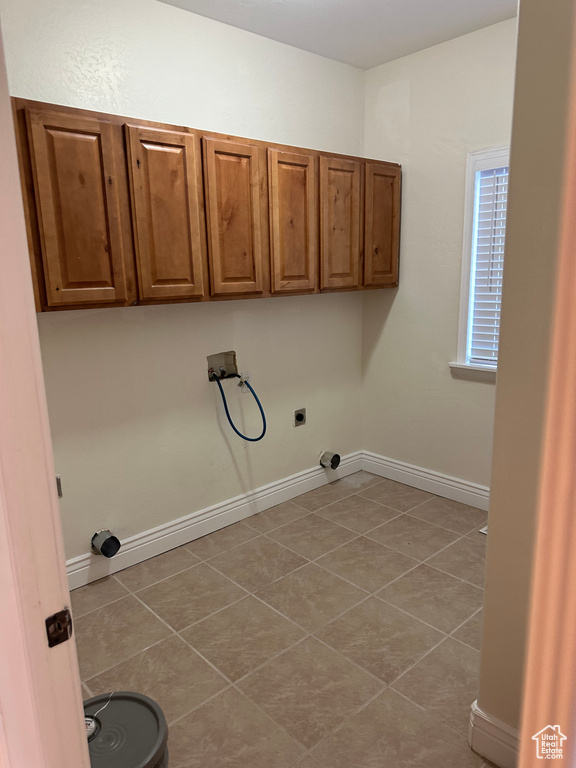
(0, 0), (365, 559)
(362, 20), (517, 486)
(0, 0), (364, 152)
(38, 296), (363, 560)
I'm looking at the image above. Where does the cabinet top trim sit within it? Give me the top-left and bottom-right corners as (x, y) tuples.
(12, 97), (400, 172)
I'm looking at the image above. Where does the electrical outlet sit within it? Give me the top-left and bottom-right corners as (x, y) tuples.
(240, 372), (251, 393)
(294, 408), (306, 426)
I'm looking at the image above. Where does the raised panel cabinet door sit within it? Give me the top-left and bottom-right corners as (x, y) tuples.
(203, 137), (265, 296)
(319, 155), (362, 290)
(268, 149), (317, 293)
(126, 125), (206, 300)
(364, 162), (401, 287)
(25, 109), (131, 306)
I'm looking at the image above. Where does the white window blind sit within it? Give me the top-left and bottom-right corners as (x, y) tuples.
(452, 147), (510, 380)
(468, 165), (508, 366)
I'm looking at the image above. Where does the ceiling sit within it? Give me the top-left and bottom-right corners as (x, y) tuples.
(157, 0), (518, 70)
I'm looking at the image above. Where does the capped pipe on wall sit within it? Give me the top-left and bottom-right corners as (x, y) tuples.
(320, 451), (340, 470)
(91, 530), (121, 558)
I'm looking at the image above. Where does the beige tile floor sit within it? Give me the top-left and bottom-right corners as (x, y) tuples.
(73, 472), (496, 768)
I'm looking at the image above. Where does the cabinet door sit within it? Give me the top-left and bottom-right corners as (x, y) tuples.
(319, 156), (362, 290)
(268, 149), (317, 293)
(13, 105), (44, 312)
(203, 137), (265, 296)
(364, 162), (401, 287)
(26, 109), (132, 306)
(126, 125), (206, 300)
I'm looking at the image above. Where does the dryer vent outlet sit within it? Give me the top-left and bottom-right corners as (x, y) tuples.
(320, 451), (341, 470)
(91, 530), (121, 558)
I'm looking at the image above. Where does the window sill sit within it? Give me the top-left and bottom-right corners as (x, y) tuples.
(449, 361), (497, 383)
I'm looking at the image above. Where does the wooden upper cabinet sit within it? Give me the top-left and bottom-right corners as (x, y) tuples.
(203, 137), (266, 296)
(25, 109), (133, 307)
(15, 99), (402, 311)
(125, 125), (206, 300)
(268, 149), (317, 294)
(364, 162), (401, 287)
(319, 155), (362, 290)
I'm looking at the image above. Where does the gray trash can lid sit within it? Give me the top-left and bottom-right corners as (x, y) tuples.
(83, 691), (168, 768)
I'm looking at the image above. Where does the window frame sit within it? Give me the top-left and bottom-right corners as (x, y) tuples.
(450, 146), (510, 383)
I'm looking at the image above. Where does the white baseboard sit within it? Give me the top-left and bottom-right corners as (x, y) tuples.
(469, 700), (519, 767)
(66, 451), (363, 590)
(67, 450), (490, 589)
(362, 452), (489, 512)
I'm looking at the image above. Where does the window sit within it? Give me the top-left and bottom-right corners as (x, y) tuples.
(451, 147), (510, 381)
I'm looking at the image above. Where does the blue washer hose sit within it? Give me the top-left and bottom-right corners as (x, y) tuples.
(212, 373), (267, 442)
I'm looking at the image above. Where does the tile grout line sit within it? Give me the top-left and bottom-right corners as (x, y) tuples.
(446, 633), (484, 655)
(170, 632), (310, 758)
(423, 561), (485, 591)
(103, 493), (406, 756)
(268, 493), (407, 537)
(115, 557), (203, 593)
(385, 634), (454, 689)
(307, 682), (393, 764)
(198, 519), (410, 595)
(294, 482), (434, 524)
(82, 576), (248, 686)
(263, 511), (363, 548)
(122, 564), (253, 640)
(178, 561), (468, 698)
(359, 522), (486, 591)
(259, 525), (354, 561)
(81, 634), (176, 687)
(416, 525), (486, 589)
(82, 681), (94, 698)
(174, 590), (255, 635)
(404, 508), (488, 536)
(74, 476), (487, 763)
(371, 592), (457, 636)
(202, 550), (314, 594)
(242, 593), (390, 688)
(100, 561), (394, 740)
(289, 481), (379, 513)
(78, 536), (482, 692)
(209, 518), (484, 640)
(315, 493), (405, 520)
(315, 509), (405, 536)
(165, 681), (234, 728)
(386, 525), (486, 590)
(196, 560), (483, 751)
(392, 685), (473, 728)
(360, 511), (462, 540)
(389, 684), (473, 740)
(71, 590), (131, 621)
(163, 577), (410, 753)
(372, 570), (483, 633)
(243, 505), (310, 535)
(314, 545), (424, 597)
(184, 523), (262, 561)
(366, 493), (436, 515)
(450, 604), (484, 631)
